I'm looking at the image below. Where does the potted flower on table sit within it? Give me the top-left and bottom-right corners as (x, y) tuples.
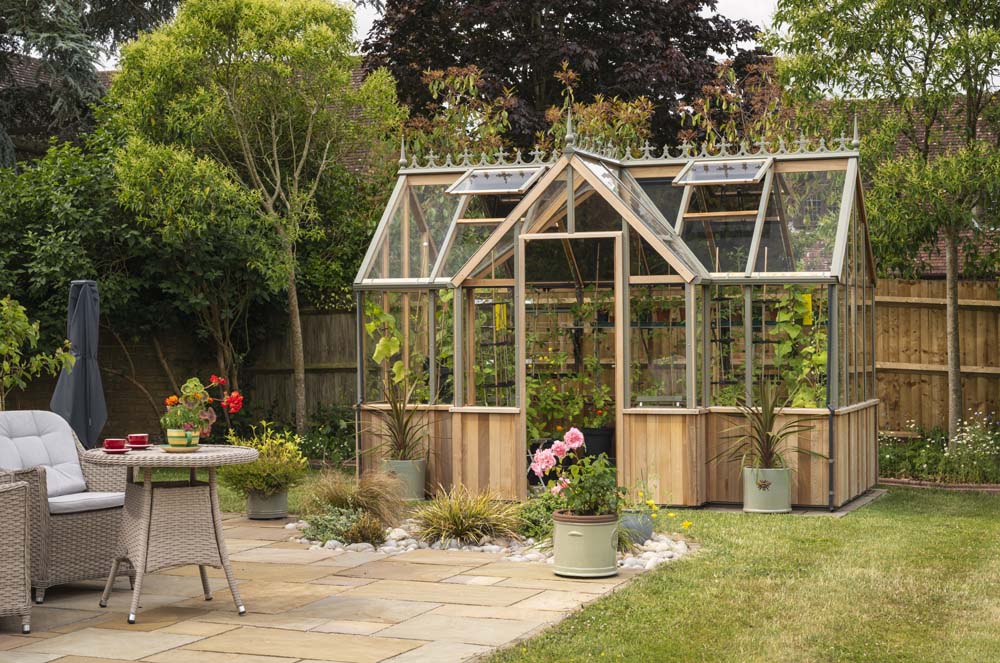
(161, 376), (243, 451)
(531, 427), (624, 578)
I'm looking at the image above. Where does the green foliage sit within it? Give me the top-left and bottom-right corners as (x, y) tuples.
(302, 470), (405, 527)
(345, 511), (388, 546)
(0, 296), (75, 410)
(559, 454), (623, 517)
(516, 492), (566, 541)
(713, 378), (825, 470)
(299, 405), (356, 463)
(220, 422), (309, 496)
(880, 419), (1000, 484)
(769, 288), (827, 407)
(302, 506), (362, 543)
(412, 486), (524, 544)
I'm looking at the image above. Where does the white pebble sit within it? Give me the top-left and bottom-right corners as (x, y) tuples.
(346, 542), (375, 553)
(323, 540), (343, 550)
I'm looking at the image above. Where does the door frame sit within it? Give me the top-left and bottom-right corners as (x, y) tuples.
(516, 231), (626, 461)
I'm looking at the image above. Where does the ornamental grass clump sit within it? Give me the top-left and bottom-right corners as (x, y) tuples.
(220, 422), (308, 497)
(413, 485), (523, 544)
(302, 469), (405, 526)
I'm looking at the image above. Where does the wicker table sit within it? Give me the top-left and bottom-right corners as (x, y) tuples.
(81, 445), (258, 624)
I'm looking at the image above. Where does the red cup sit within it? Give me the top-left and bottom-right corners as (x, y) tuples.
(127, 434), (149, 446)
(103, 438), (126, 450)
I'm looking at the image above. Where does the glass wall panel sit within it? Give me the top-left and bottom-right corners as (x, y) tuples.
(756, 169), (846, 273)
(367, 184), (459, 279)
(687, 182), (764, 214)
(465, 287), (516, 407)
(362, 290), (432, 403)
(707, 285), (746, 405)
(682, 217), (757, 272)
(573, 188), (623, 232)
(750, 285), (828, 407)
(435, 290), (454, 403)
(470, 225), (516, 279)
(630, 285), (687, 406)
(441, 223), (499, 277)
(630, 234), (677, 276)
(464, 194), (522, 219)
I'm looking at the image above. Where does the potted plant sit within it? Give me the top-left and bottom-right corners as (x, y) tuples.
(531, 427), (624, 578)
(221, 422), (308, 519)
(713, 379), (824, 513)
(620, 480), (659, 544)
(369, 379), (430, 500)
(161, 376), (243, 450)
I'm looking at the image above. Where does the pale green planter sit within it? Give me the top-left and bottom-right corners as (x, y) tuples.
(742, 467), (792, 513)
(382, 459), (427, 500)
(552, 511), (619, 578)
(247, 490), (288, 520)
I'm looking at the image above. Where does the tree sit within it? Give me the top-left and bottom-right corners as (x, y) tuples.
(0, 295), (74, 411)
(0, 0), (180, 164)
(769, 0), (1000, 439)
(108, 0), (405, 433)
(363, 0), (758, 147)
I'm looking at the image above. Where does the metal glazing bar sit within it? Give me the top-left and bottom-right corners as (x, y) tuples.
(744, 285), (753, 405)
(685, 283), (697, 407)
(453, 288), (464, 407)
(744, 168), (774, 276)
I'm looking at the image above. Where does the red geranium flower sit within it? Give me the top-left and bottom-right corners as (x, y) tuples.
(221, 391), (243, 414)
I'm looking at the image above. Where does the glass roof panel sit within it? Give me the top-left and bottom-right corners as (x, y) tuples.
(754, 169), (846, 273)
(637, 178), (684, 229)
(674, 159), (769, 185)
(365, 183), (460, 280)
(447, 166), (546, 195)
(440, 222), (500, 277)
(470, 224), (516, 279)
(630, 233), (677, 276)
(682, 217), (756, 272)
(464, 193), (522, 219)
(687, 182), (765, 214)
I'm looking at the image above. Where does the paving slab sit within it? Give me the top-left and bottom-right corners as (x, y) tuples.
(428, 604), (568, 623)
(178, 580), (348, 614)
(512, 589), (597, 612)
(219, 526), (290, 541)
(467, 562), (628, 582)
(311, 576), (378, 588)
(218, 539), (275, 553)
(342, 580), (540, 607)
(144, 651), (298, 663)
(229, 546), (339, 565)
(439, 575), (506, 586)
(340, 560), (474, 582)
(495, 576), (623, 594)
(154, 621), (240, 637)
(289, 596), (440, 624)
(91, 607), (210, 632)
(14, 627), (201, 660)
(193, 610), (329, 632)
(378, 613), (545, 646)
(185, 625), (424, 663)
(222, 517), (296, 529)
(161, 562), (340, 583)
(313, 552), (387, 568)
(380, 641), (492, 663)
(0, 652), (63, 663)
(391, 550), (502, 566)
(1, 607), (102, 634)
(311, 619), (390, 635)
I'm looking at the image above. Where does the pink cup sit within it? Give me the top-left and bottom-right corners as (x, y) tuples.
(103, 438), (126, 450)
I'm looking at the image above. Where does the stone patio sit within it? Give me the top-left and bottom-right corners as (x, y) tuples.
(0, 516), (641, 663)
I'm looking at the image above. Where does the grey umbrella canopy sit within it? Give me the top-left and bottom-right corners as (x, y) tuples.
(50, 280), (107, 448)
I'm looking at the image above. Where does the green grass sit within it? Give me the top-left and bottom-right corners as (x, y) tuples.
(146, 467), (323, 514)
(489, 488), (1000, 663)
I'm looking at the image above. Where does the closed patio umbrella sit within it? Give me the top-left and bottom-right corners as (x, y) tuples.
(50, 280), (107, 448)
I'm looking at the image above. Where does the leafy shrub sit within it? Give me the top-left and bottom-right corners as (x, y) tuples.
(413, 486), (523, 543)
(303, 470), (404, 526)
(517, 491), (565, 540)
(880, 417), (1000, 484)
(300, 404), (356, 463)
(302, 506), (361, 543)
(344, 512), (386, 545)
(220, 422), (308, 496)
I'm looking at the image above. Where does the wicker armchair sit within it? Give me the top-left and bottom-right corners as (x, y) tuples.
(0, 475), (31, 633)
(0, 411), (132, 603)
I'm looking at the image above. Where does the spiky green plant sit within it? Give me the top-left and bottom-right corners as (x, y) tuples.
(413, 486), (524, 544)
(369, 379), (432, 461)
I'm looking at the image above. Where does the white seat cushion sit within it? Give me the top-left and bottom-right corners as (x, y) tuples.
(48, 491), (124, 515)
(0, 411), (87, 497)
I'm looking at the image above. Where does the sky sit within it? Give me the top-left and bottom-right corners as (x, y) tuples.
(352, 1), (779, 43)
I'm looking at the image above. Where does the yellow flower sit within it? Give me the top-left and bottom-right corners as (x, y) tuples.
(637, 491), (644, 498)
(646, 499), (655, 506)
(667, 512), (676, 518)
(650, 513), (658, 519)
(681, 520), (693, 530)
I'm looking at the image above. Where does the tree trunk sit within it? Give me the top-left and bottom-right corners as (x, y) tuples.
(944, 228), (963, 443)
(286, 261), (307, 434)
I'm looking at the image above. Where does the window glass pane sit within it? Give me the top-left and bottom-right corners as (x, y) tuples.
(470, 225), (516, 279)
(525, 238), (615, 286)
(756, 169), (846, 273)
(687, 183), (764, 214)
(467, 287), (516, 407)
(448, 167), (544, 194)
(630, 233), (677, 276)
(630, 285), (687, 406)
(675, 159), (768, 185)
(574, 188), (623, 232)
(362, 291), (432, 403)
(367, 184), (459, 279)
(682, 218), (756, 272)
(441, 223), (499, 277)
(435, 290), (454, 403)
(463, 194), (522, 219)
(707, 285), (746, 405)
(750, 285), (828, 407)
(637, 178), (685, 228)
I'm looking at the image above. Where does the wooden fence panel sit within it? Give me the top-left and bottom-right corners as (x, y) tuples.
(876, 279), (1000, 434)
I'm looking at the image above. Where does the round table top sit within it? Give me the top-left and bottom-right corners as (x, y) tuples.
(81, 444), (258, 468)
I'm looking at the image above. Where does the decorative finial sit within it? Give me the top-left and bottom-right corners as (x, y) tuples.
(851, 112), (860, 148)
(565, 106), (576, 149)
(398, 134), (407, 167)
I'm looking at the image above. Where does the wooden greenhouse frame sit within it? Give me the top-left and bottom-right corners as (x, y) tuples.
(354, 129), (878, 509)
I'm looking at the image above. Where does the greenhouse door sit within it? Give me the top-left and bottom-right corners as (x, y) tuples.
(517, 232), (625, 467)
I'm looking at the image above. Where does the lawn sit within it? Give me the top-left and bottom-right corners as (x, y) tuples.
(490, 488), (1000, 663)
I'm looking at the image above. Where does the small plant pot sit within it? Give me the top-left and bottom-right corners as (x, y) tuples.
(382, 459), (427, 500)
(247, 490), (288, 520)
(742, 467), (792, 513)
(165, 429), (199, 449)
(620, 510), (654, 544)
(552, 510), (619, 578)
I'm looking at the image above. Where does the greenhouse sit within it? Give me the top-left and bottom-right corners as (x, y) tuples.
(354, 129), (877, 509)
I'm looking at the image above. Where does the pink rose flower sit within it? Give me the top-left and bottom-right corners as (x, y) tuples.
(550, 477), (570, 495)
(563, 427), (585, 450)
(551, 440), (568, 458)
(531, 448), (556, 479)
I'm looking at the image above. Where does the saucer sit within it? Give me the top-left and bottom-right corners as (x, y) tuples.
(102, 448), (129, 455)
(126, 443), (152, 450)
